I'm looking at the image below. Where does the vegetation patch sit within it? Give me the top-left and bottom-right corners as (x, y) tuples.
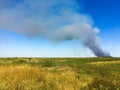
(0, 58), (119, 90)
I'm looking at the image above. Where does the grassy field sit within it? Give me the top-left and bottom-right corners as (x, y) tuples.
(0, 58), (120, 90)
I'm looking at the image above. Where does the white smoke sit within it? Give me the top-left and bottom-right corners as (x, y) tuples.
(0, 0), (110, 57)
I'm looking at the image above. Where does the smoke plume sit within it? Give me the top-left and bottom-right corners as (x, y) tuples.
(0, 0), (110, 57)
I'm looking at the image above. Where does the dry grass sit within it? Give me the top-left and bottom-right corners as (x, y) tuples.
(89, 60), (120, 65)
(0, 58), (119, 90)
(0, 65), (92, 90)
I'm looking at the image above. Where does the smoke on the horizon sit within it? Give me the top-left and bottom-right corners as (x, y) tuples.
(0, 0), (111, 57)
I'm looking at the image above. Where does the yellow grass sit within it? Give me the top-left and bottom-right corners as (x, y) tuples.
(0, 58), (119, 89)
(89, 60), (120, 65)
(0, 65), (92, 90)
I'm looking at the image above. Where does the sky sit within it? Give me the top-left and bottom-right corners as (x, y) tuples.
(82, 0), (120, 57)
(0, 0), (120, 57)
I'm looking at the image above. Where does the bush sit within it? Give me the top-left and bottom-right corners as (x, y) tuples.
(88, 76), (120, 90)
(42, 60), (60, 67)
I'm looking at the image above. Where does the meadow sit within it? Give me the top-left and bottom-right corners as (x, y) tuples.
(0, 57), (120, 90)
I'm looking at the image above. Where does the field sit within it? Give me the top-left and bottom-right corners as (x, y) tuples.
(0, 58), (120, 90)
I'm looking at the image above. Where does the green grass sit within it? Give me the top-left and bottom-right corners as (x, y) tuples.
(0, 57), (120, 90)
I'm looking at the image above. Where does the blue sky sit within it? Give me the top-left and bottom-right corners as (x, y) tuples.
(82, 0), (120, 57)
(0, 0), (120, 57)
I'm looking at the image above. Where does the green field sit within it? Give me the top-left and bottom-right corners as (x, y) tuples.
(0, 58), (120, 90)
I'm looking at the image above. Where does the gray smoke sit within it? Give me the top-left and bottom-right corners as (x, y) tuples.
(0, 0), (110, 57)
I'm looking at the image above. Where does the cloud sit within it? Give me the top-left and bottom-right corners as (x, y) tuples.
(0, 0), (110, 57)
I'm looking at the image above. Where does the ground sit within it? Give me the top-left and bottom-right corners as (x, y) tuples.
(0, 58), (120, 90)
